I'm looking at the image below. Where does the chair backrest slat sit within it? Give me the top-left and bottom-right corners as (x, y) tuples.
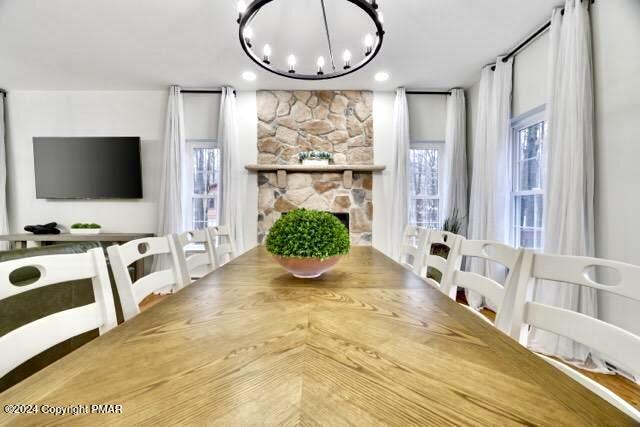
(511, 250), (640, 420)
(173, 230), (217, 283)
(447, 240), (523, 330)
(112, 237), (171, 269)
(452, 271), (505, 309)
(107, 236), (183, 321)
(0, 248), (116, 378)
(423, 254), (447, 274)
(0, 253), (96, 299)
(398, 226), (427, 272)
(532, 253), (640, 300)
(525, 302), (640, 376)
(208, 226), (237, 267)
(459, 240), (521, 270)
(416, 230), (463, 294)
(131, 270), (176, 305)
(0, 304), (102, 378)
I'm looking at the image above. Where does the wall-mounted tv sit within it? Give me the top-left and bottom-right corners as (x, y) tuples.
(33, 137), (143, 199)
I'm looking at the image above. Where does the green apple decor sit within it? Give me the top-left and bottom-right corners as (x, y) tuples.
(266, 209), (350, 278)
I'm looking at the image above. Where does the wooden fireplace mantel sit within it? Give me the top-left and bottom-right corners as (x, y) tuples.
(244, 164), (386, 189)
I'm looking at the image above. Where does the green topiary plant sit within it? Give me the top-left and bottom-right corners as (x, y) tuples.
(266, 209), (350, 260)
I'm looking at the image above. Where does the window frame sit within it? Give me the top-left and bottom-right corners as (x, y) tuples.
(510, 106), (546, 249)
(185, 138), (220, 231)
(408, 140), (445, 229)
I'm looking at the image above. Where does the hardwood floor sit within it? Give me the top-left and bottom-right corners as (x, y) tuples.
(456, 290), (640, 410)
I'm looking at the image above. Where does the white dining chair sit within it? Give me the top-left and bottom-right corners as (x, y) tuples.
(416, 230), (464, 293)
(172, 229), (217, 282)
(398, 225), (428, 272)
(107, 236), (185, 321)
(446, 240), (524, 331)
(510, 251), (640, 422)
(208, 225), (237, 267)
(0, 248), (117, 378)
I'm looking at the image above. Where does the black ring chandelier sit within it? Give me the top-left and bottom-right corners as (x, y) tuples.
(236, 0), (385, 80)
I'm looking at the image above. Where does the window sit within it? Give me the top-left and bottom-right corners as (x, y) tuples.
(511, 110), (546, 249)
(186, 140), (220, 230)
(408, 141), (443, 229)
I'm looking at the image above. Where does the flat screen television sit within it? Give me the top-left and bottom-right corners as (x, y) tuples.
(33, 137), (143, 199)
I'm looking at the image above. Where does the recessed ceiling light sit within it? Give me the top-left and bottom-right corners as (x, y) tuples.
(375, 72), (389, 82)
(242, 71), (256, 81)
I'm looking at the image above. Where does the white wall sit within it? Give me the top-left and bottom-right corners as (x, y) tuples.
(408, 94), (447, 141)
(466, 1), (640, 334)
(591, 0), (640, 335)
(372, 91), (395, 256)
(6, 90), (166, 233)
(512, 33), (548, 118)
(183, 93), (220, 140)
(235, 91), (258, 252)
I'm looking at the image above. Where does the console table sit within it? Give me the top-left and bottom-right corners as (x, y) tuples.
(0, 233), (154, 280)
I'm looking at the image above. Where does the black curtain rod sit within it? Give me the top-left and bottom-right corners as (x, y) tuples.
(490, 21), (551, 70)
(182, 89), (236, 96)
(406, 91), (451, 95)
(180, 89), (237, 96)
(182, 89), (222, 94)
(491, 0), (593, 71)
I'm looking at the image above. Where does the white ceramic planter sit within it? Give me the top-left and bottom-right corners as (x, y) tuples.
(302, 159), (330, 166)
(69, 228), (101, 235)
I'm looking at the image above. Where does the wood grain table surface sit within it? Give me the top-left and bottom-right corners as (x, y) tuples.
(0, 246), (634, 426)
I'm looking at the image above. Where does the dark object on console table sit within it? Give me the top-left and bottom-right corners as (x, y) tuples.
(0, 242), (125, 392)
(24, 222), (60, 235)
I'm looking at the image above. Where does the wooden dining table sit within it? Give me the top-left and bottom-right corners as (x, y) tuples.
(0, 246), (634, 426)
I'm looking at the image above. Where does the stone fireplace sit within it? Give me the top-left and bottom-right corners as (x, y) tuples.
(255, 90), (376, 245)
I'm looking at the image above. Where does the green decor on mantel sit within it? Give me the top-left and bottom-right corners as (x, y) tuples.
(266, 209), (350, 278)
(298, 150), (333, 164)
(69, 223), (102, 235)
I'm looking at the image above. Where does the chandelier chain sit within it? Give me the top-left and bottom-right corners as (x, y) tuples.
(320, 0), (337, 71)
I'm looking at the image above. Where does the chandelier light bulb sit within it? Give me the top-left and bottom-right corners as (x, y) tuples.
(288, 54), (297, 73)
(236, 0), (246, 22)
(243, 27), (253, 47)
(342, 50), (352, 70)
(364, 34), (374, 55)
(262, 44), (272, 64)
(317, 56), (325, 75)
(377, 12), (384, 23)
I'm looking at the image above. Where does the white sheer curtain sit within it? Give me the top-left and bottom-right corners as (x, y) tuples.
(388, 88), (410, 261)
(528, 0), (602, 368)
(0, 93), (8, 250)
(152, 85), (186, 272)
(218, 87), (245, 256)
(442, 88), (468, 234)
(467, 58), (514, 310)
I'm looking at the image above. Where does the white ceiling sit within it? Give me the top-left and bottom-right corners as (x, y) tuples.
(0, 0), (561, 91)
